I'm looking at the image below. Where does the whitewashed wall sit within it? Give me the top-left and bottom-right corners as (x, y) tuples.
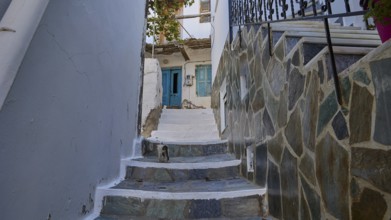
(149, 48), (212, 108)
(142, 58), (162, 129)
(211, 0), (229, 83)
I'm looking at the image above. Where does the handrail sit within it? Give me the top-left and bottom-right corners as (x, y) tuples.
(229, 0), (370, 105)
(0, 0), (50, 111)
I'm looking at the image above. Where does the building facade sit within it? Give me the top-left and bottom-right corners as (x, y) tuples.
(146, 0), (213, 108)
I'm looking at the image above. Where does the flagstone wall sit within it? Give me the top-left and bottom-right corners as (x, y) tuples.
(211, 26), (391, 219)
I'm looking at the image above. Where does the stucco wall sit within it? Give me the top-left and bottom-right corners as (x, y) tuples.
(211, 0), (229, 82)
(152, 48), (212, 108)
(142, 58), (162, 135)
(0, 0), (11, 20)
(0, 0), (145, 219)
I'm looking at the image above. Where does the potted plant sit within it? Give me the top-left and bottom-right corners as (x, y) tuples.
(363, 0), (391, 43)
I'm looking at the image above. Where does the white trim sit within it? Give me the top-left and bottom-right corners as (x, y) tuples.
(146, 137), (227, 145)
(98, 187), (266, 201)
(0, 0), (50, 110)
(122, 159), (241, 170)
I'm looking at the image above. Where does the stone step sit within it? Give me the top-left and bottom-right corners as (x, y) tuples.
(285, 30), (380, 41)
(266, 21), (362, 30)
(158, 117), (216, 125)
(150, 130), (220, 143)
(157, 123), (218, 131)
(304, 46), (374, 77)
(142, 139), (228, 157)
(97, 178), (265, 219)
(162, 108), (214, 115)
(125, 154), (240, 182)
(160, 114), (215, 122)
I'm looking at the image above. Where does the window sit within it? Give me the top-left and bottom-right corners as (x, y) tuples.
(200, 0), (211, 23)
(196, 65), (212, 97)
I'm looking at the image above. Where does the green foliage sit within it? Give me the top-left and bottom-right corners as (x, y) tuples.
(147, 0), (194, 43)
(364, 0), (391, 25)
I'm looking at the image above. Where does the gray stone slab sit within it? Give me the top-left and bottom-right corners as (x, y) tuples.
(255, 143), (267, 187)
(189, 199), (222, 218)
(288, 68), (305, 110)
(299, 152), (316, 186)
(317, 91), (338, 135)
(353, 69), (371, 85)
(113, 177), (261, 193)
(267, 160), (282, 219)
(332, 111), (349, 140)
(351, 147), (391, 194)
(263, 108), (275, 137)
(351, 188), (387, 220)
(315, 133), (349, 220)
(285, 107), (303, 157)
(371, 58), (391, 145)
(301, 176), (321, 220)
(303, 43), (325, 65)
(303, 72), (319, 151)
(281, 148), (299, 220)
(349, 83), (373, 144)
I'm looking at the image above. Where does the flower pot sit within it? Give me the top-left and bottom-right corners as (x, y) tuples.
(375, 18), (391, 43)
(372, 0), (391, 43)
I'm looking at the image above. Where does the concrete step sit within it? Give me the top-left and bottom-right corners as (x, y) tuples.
(142, 139), (228, 157)
(150, 130), (220, 143)
(266, 21), (362, 30)
(98, 178), (265, 219)
(124, 154), (240, 182)
(160, 114), (215, 122)
(162, 108), (213, 114)
(158, 117), (216, 125)
(157, 123), (218, 131)
(285, 30), (380, 41)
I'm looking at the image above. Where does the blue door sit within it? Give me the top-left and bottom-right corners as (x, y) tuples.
(162, 68), (182, 107)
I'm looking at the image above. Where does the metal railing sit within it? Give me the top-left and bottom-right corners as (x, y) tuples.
(229, 0), (369, 105)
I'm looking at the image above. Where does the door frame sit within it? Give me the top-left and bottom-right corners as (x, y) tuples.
(162, 67), (182, 108)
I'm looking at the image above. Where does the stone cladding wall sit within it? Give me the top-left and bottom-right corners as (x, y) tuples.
(211, 26), (391, 219)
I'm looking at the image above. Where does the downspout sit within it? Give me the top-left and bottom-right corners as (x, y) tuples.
(0, 0), (50, 111)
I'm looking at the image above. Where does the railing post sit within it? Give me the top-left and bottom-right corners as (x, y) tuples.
(229, 0), (233, 43)
(323, 18), (343, 105)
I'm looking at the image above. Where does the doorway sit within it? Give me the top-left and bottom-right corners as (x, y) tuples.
(162, 67), (182, 108)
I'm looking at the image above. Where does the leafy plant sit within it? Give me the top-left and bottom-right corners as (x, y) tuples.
(146, 0), (195, 43)
(364, 0), (391, 25)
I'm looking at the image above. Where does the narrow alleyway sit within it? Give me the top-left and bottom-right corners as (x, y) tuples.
(94, 109), (266, 219)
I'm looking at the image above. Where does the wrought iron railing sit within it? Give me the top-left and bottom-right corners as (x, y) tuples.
(229, 0), (369, 105)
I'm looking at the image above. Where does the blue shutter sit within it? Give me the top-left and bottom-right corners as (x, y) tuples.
(196, 65), (212, 97)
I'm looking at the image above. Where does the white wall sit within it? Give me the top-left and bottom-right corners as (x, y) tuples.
(151, 48), (212, 108)
(182, 0), (211, 39)
(211, 0), (229, 82)
(0, 1), (145, 219)
(142, 58), (162, 129)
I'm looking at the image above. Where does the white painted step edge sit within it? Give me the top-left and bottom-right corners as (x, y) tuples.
(146, 137), (226, 145)
(86, 181), (265, 220)
(123, 159), (241, 169)
(97, 187), (266, 201)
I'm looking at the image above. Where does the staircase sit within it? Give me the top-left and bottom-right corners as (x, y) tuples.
(149, 109), (222, 144)
(92, 109), (266, 219)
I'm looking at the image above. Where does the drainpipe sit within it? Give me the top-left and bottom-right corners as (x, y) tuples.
(0, 0), (50, 110)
